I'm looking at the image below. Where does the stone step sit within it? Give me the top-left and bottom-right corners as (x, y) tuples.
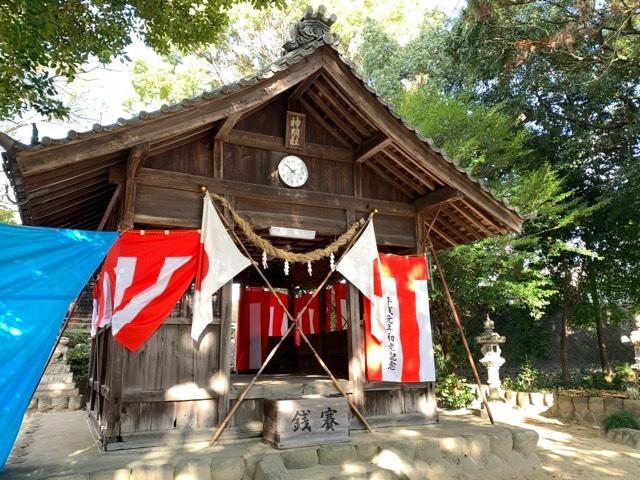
(27, 394), (84, 413)
(34, 385), (79, 396)
(40, 372), (74, 384)
(43, 363), (72, 374)
(40, 422), (542, 480)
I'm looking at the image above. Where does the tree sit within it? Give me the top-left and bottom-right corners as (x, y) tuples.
(0, 0), (281, 120)
(441, 0), (640, 374)
(121, 0), (441, 108)
(354, 14), (592, 367)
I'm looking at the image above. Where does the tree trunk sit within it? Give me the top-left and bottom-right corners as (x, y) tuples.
(560, 262), (577, 384)
(589, 266), (611, 377)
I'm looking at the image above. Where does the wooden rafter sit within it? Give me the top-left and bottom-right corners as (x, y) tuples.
(414, 187), (463, 213)
(368, 156), (425, 195)
(98, 184), (122, 231)
(289, 71), (323, 101)
(316, 75), (372, 135)
(299, 97), (351, 147)
(459, 198), (503, 234)
(439, 208), (482, 241)
(450, 200), (493, 237)
(380, 149), (437, 191)
(354, 133), (391, 164)
(304, 88), (362, 143)
(364, 160), (416, 195)
(312, 79), (370, 137)
(383, 146), (440, 190)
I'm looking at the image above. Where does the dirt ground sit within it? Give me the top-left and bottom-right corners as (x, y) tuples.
(510, 414), (640, 479)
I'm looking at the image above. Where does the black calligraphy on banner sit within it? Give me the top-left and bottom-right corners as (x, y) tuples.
(385, 296), (397, 371)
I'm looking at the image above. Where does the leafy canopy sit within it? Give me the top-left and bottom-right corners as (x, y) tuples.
(0, 0), (281, 120)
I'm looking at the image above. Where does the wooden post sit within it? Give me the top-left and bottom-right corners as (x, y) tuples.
(346, 284), (365, 412)
(105, 338), (126, 443)
(217, 281), (233, 424)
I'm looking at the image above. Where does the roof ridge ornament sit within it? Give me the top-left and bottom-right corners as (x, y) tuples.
(282, 4), (338, 53)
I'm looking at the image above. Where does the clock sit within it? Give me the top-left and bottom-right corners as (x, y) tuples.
(278, 155), (308, 188)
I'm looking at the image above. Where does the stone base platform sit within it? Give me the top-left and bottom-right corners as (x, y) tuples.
(3, 411), (543, 480)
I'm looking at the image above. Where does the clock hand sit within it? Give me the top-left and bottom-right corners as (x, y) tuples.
(286, 164), (295, 173)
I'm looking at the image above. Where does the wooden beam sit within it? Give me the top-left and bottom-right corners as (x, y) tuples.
(414, 187), (463, 213)
(213, 139), (224, 178)
(429, 223), (458, 247)
(382, 147), (438, 190)
(227, 129), (353, 163)
(299, 98), (351, 148)
(450, 201), (493, 237)
(289, 71), (323, 101)
(122, 143), (149, 229)
(321, 49), (523, 233)
(355, 133), (392, 164)
(136, 167), (416, 217)
(313, 79), (371, 137)
(305, 88), (362, 143)
(98, 184), (122, 231)
(214, 112), (243, 141)
(365, 160), (418, 196)
(16, 52), (324, 175)
(370, 156), (426, 195)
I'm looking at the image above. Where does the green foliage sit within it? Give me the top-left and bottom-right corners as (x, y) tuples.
(0, 208), (16, 224)
(601, 410), (640, 433)
(66, 342), (90, 383)
(437, 373), (476, 409)
(0, 0), (281, 119)
(124, 59), (216, 113)
(503, 360), (541, 392)
(64, 327), (90, 384)
(434, 345), (475, 409)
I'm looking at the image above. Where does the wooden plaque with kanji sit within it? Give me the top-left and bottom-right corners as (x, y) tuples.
(263, 397), (350, 448)
(285, 111), (306, 149)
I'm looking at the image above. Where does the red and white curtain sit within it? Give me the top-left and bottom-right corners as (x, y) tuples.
(92, 230), (200, 351)
(294, 293), (320, 335)
(235, 287), (289, 371)
(324, 282), (348, 331)
(364, 254), (436, 383)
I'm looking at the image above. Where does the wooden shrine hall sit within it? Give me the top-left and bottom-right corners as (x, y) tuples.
(1, 6), (523, 449)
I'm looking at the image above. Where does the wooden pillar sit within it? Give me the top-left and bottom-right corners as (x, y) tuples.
(346, 284), (365, 412)
(216, 194), (236, 424)
(121, 143), (149, 229)
(105, 337), (125, 443)
(217, 281), (233, 424)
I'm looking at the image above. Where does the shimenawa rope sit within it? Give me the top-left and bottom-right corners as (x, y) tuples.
(207, 192), (365, 264)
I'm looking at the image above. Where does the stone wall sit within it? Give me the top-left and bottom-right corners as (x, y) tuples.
(504, 389), (640, 426)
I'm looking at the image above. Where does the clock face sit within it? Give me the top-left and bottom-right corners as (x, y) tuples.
(278, 155), (308, 188)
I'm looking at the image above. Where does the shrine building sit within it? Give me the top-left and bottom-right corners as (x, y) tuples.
(1, 6), (523, 449)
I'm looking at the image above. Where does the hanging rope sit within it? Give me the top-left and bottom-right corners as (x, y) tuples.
(208, 192), (365, 264)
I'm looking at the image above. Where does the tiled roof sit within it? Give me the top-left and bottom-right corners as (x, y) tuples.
(4, 33), (520, 219)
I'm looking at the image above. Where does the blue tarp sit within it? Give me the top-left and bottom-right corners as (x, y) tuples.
(0, 223), (117, 469)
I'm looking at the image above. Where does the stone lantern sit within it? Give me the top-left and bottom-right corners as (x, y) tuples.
(475, 315), (506, 399)
(621, 315), (640, 374)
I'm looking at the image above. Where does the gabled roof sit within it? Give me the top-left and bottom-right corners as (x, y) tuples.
(1, 6), (523, 248)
